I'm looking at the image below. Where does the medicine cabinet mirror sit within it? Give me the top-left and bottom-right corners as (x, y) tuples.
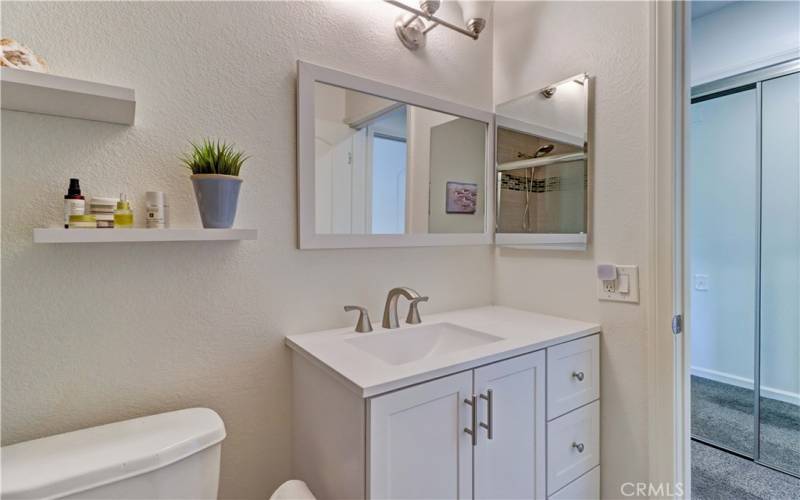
(495, 74), (592, 250)
(297, 61), (494, 249)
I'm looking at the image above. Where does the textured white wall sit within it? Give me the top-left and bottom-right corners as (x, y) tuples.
(0, 2), (494, 498)
(493, 2), (651, 497)
(428, 118), (486, 233)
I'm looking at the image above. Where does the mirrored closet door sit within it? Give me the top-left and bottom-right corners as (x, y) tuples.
(689, 60), (800, 477)
(758, 70), (799, 476)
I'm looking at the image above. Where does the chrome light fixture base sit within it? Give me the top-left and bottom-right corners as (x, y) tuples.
(385, 0), (483, 50)
(395, 14), (427, 51)
(419, 0), (441, 16)
(466, 18), (486, 36)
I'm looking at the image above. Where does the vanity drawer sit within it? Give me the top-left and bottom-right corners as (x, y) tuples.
(548, 466), (600, 500)
(547, 334), (599, 419)
(546, 400), (600, 495)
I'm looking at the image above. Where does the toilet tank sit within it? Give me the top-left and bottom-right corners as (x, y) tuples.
(1, 408), (226, 499)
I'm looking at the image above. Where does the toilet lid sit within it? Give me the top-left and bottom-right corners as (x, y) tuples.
(1, 408), (225, 499)
(270, 480), (316, 500)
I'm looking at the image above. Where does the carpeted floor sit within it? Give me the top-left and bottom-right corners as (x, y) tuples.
(692, 375), (800, 474)
(692, 441), (800, 500)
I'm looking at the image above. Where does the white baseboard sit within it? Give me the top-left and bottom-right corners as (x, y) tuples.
(691, 366), (800, 407)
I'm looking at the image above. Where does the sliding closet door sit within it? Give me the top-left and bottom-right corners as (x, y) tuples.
(759, 71), (800, 475)
(689, 87), (759, 456)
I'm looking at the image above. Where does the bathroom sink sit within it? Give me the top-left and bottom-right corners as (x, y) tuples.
(346, 322), (503, 365)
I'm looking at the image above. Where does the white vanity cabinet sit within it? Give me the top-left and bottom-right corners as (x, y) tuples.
(369, 351), (546, 500)
(291, 331), (600, 500)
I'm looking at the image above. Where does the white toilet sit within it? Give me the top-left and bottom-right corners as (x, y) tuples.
(1, 408), (315, 500)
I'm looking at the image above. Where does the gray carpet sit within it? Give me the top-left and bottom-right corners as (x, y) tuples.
(692, 441), (800, 500)
(692, 376), (800, 475)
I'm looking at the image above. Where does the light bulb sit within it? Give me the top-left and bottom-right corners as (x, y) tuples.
(458, 0), (493, 34)
(419, 0), (441, 16)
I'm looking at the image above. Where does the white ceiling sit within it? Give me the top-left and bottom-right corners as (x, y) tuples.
(691, 1), (738, 19)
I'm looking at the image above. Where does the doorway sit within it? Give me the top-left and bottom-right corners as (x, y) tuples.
(688, 59), (800, 494)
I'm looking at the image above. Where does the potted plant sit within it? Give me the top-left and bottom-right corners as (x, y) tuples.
(181, 139), (249, 229)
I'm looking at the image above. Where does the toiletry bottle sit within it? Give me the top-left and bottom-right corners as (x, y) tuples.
(63, 178), (85, 228)
(145, 191), (167, 229)
(113, 193), (134, 228)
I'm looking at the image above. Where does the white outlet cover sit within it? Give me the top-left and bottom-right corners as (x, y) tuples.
(694, 274), (709, 291)
(597, 265), (639, 303)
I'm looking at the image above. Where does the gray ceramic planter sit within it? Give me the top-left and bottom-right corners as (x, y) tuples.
(191, 174), (243, 228)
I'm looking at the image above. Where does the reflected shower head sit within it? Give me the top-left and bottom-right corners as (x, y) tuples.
(516, 144), (555, 160)
(534, 144), (555, 158)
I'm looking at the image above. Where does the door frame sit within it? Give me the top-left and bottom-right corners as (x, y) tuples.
(651, 3), (800, 495)
(648, 1), (690, 497)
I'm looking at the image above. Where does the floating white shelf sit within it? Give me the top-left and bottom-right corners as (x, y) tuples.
(1, 67), (135, 125)
(33, 228), (257, 244)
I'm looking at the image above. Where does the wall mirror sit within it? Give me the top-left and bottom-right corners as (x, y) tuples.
(297, 61), (494, 249)
(495, 74), (592, 250)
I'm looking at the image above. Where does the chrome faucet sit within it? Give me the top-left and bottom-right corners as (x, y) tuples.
(382, 287), (429, 329)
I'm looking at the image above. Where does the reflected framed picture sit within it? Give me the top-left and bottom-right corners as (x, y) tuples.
(446, 182), (478, 214)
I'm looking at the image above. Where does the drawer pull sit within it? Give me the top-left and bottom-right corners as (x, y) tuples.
(464, 395), (477, 446)
(479, 389), (493, 439)
(572, 442), (585, 453)
(572, 371), (585, 382)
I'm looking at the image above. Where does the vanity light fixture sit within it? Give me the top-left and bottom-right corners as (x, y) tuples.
(540, 86), (557, 99)
(541, 73), (589, 98)
(385, 0), (492, 51)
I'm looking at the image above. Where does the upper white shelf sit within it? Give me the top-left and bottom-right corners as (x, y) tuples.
(33, 228), (256, 244)
(1, 67), (135, 125)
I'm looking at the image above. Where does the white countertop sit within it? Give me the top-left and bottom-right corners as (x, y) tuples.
(285, 306), (601, 398)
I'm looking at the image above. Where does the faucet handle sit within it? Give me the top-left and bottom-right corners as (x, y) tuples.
(344, 305), (373, 333)
(406, 296), (429, 325)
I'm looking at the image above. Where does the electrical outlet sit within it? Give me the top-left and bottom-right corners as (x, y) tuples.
(597, 265), (639, 303)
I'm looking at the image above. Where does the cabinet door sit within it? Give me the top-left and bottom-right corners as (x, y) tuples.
(368, 371), (473, 499)
(474, 351), (546, 499)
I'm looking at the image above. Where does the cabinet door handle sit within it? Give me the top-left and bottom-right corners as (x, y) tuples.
(572, 442), (585, 453)
(572, 371), (585, 382)
(479, 389), (493, 439)
(463, 395), (477, 446)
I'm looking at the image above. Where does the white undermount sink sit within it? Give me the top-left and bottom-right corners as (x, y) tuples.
(346, 322), (503, 365)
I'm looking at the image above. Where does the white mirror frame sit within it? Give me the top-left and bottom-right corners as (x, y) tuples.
(297, 60), (495, 249)
(494, 75), (592, 251)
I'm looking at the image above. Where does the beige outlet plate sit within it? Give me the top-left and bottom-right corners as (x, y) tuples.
(597, 265), (639, 303)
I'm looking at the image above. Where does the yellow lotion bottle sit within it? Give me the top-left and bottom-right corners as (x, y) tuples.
(114, 193), (134, 228)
